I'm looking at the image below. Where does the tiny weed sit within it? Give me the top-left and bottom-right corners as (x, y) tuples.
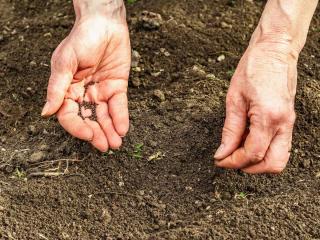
(127, 0), (137, 4)
(131, 143), (144, 159)
(235, 192), (247, 199)
(14, 168), (26, 179)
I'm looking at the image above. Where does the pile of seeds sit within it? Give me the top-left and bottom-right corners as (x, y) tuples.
(78, 82), (98, 121)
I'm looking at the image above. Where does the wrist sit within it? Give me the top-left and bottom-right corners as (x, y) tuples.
(248, 0), (318, 62)
(73, 0), (126, 23)
(248, 25), (302, 62)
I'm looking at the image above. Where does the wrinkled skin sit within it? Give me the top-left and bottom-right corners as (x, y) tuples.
(42, 17), (131, 152)
(214, 41), (298, 174)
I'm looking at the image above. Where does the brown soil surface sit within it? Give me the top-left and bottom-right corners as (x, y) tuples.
(0, 0), (319, 239)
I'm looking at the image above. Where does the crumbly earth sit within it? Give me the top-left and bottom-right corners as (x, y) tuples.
(0, 0), (319, 239)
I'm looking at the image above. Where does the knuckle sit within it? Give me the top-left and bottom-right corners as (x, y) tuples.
(226, 93), (244, 110)
(267, 109), (286, 122)
(249, 151), (265, 162)
(262, 104), (291, 123)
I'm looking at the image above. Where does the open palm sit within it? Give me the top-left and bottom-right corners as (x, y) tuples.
(42, 17), (131, 151)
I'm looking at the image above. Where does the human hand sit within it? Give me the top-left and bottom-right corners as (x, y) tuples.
(41, 1), (131, 152)
(214, 39), (298, 174)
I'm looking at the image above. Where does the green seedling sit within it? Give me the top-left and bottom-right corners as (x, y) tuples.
(127, 0), (137, 4)
(14, 168), (26, 179)
(235, 192), (247, 199)
(131, 143), (144, 159)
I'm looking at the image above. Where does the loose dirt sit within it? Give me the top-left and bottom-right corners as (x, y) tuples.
(0, 0), (319, 239)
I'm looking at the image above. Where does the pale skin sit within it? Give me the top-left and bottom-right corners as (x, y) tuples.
(42, 0), (318, 174)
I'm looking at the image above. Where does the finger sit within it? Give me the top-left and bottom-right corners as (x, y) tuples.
(108, 92), (129, 136)
(84, 118), (109, 152)
(57, 99), (93, 141)
(42, 72), (73, 117)
(215, 123), (274, 169)
(96, 102), (122, 149)
(42, 44), (77, 117)
(242, 128), (292, 174)
(214, 94), (247, 160)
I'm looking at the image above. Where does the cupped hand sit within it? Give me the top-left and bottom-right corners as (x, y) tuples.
(42, 16), (131, 152)
(214, 40), (298, 174)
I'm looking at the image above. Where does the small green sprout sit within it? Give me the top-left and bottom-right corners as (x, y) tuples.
(235, 192), (247, 199)
(131, 143), (144, 159)
(127, 0), (137, 4)
(14, 168), (26, 179)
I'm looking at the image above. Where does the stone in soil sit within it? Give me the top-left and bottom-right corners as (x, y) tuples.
(29, 151), (46, 163)
(153, 89), (166, 102)
(131, 50), (141, 68)
(139, 11), (163, 30)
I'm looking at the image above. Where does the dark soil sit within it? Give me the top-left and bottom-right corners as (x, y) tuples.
(0, 0), (319, 239)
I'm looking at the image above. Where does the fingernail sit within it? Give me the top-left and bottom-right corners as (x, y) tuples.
(214, 143), (225, 160)
(41, 102), (50, 116)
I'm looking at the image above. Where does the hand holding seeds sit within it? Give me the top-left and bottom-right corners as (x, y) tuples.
(42, 2), (131, 152)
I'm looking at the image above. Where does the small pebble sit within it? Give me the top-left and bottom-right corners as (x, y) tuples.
(206, 73), (215, 80)
(43, 32), (52, 37)
(131, 50), (141, 68)
(29, 61), (37, 66)
(148, 140), (158, 148)
(132, 66), (142, 72)
(217, 54), (225, 62)
(131, 77), (141, 87)
(139, 11), (163, 30)
(191, 65), (206, 76)
(119, 181), (125, 187)
(29, 151), (46, 163)
(39, 144), (50, 151)
(100, 208), (112, 224)
(221, 21), (232, 29)
(164, 51), (170, 57)
(28, 125), (37, 135)
(151, 71), (161, 77)
(153, 89), (166, 102)
(0, 136), (6, 143)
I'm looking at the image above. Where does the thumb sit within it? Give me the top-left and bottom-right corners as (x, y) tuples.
(41, 71), (73, 117)
(214, 94), (247, 160)
(42, 45), (76, 117)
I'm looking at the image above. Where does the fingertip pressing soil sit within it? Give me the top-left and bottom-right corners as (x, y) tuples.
(0, 0), (319, 239)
